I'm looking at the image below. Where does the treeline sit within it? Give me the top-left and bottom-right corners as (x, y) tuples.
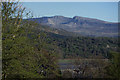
(56, 36), (118, 58)
(34, 29), (118, 59)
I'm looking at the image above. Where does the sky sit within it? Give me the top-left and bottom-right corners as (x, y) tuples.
(23, 2), (118, 22)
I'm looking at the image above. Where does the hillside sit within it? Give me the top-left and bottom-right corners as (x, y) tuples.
(29, 16), (118, 37)
(26, 21), (118, 58)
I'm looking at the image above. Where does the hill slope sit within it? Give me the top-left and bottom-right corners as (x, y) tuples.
(29, 16), (118, 37)
(27, 22), (118, 58)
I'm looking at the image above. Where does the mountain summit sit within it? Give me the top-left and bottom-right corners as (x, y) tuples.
(29, 16), (118, 37)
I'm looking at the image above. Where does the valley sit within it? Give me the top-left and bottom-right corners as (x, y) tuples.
(2, 1), (120, 79)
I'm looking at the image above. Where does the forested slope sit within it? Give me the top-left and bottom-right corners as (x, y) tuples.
(31, 23), (118, 59)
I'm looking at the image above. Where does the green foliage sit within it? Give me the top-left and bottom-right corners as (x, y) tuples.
(46, 33), (118, 58)
(2, 21), (61, 78)
(2, 1), (61, 79)
(105, 51), (120, 79)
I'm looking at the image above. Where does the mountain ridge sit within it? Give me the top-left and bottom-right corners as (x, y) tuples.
(29, 16), (118, 37)
(33, 15), (117, 23)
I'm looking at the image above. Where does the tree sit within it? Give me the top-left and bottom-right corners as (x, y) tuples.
(2, 0), (61, 78)
(105, 51), (120, 79)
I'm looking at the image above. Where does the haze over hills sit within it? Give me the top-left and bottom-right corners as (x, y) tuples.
(29, 16), (118, 37)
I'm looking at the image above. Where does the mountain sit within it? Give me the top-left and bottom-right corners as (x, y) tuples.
(34, 24), (82, 37)
(21, 19), (118, 59)
(29, 16), (118, 37)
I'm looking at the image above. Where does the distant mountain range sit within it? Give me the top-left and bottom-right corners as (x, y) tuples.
(29, 16), (118, 37)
